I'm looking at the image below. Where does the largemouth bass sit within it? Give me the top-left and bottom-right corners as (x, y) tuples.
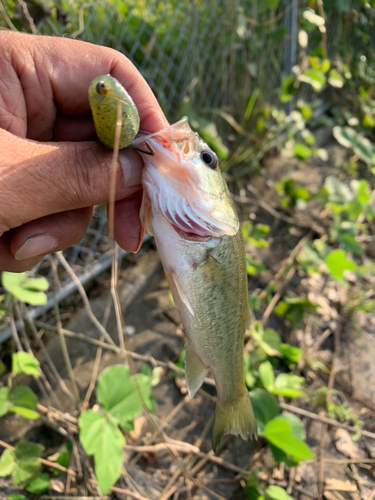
(89, 75), (257, 451)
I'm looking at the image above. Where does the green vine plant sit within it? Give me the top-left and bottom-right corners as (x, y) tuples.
(0, 344), (160, 494)
(0, 271), (161, 495)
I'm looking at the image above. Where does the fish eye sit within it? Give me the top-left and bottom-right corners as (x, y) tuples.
(96, 80), (107, 95)
(200, 149), (217, 169)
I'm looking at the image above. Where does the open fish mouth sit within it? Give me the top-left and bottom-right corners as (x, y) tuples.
(137, 117), (240, 240)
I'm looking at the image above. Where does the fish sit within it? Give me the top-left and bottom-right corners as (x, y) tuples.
(89, 75), (257, 451)
(133, 119), (257, 450)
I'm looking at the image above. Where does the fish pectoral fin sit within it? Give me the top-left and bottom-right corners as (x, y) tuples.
(139, 193), (154, 236)
(171, 272), (195, 316)
(185, 345), (207, 398)
(198, 254), (232, 284)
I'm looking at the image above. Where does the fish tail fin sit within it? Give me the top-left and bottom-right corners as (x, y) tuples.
(212, 392), (257, 452)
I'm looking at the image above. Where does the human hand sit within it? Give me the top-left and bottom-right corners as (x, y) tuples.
(0, 31), (168, 272)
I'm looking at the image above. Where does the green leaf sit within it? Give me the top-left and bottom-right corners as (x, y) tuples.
(261, 329), (282, 356)
(337, 233), (363, 256)
(96, 365), (152, 427)
(246, 257), (266, 277)
(259, 361), (275, 392)
(252, 224), (270, 239)
(26, 473), (50, 493)
(272, 374), (304, 398)
(13, 441), (43, 486)
(2, 273), (48, 306)
(298, 69), (326, 92)
(279, 344), (302, 364)
(268, 414), (308, 466)
(79, 410), (124, 494)
(265, 485), (294, 500)
(10, 386), (38, 411)
(0, 387), (11, 417)
(347, 199), (363, 221)
(325, 249), (357, 280)
(293, 142), (311, 160)
(274, 301), (289, 317)
(351, 179), (371, 205)
(324, 176), (352, 205)
(55, 444), (71, 470)
(0, 360), (6, 376)
(281, 413), (306, 440)
(12, 352), (40, 377)
(250, 389), (279, 435)
(332, 126), (375, 165)
(264, 417), (315, 462)
(12, 407), (40, 420)
(251, 321), (282, 356)
(328, 69), (344, 88)
(7, 495), (29, 500)
(0, 449), (16, 477)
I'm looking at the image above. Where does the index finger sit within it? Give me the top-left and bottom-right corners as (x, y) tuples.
(2, 32), (168, 139)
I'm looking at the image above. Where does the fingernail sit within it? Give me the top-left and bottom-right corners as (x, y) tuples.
(15, 234), (57, 261)
(118, 150), (143, 187)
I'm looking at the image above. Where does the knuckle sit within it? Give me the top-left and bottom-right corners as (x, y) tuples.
(69, 143), (110, 204)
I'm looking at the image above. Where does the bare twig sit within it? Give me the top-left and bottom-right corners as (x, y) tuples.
(41, 497), (108, 500)
(292, 486), (316, 499)
(0, 0), (18, 30)
(308, 328), (331, 353)
(25, 308), (73, 407)
(17, 0), (38, 34)
(257, 231), (311, 304)
(37, 404), (78, 433)
(82, 293), (113, 410)
(70, 2), (97, 38)
(9, 298), (22, 351)
(124, 442), (200, 454)
(318, 309), (342, 500)
(49, 255), (80, 408)
(158, 414), (215, 500)
(109, 485), (149, 500)
(55, 252), (116, 348)
(261, 264), (296, 323)
(280, 402), (375, 440)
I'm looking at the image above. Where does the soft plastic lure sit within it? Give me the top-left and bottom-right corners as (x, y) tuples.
(88, 74), (140, 149)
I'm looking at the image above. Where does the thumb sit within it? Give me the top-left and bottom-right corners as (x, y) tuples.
(0, 128), (143, 235)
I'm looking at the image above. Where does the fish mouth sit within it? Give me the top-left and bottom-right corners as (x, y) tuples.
(171, 222), (214, 243)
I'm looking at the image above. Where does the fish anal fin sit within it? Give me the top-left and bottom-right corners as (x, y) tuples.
(185, 345), (207, 398)
(170, 272), (194, 316)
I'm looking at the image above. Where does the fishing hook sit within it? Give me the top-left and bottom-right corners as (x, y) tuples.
(134, 140), (155, 156)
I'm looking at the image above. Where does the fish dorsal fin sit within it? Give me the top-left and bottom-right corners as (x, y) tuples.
(171, 272), (195, 317)
(185, 345), (207, 398)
